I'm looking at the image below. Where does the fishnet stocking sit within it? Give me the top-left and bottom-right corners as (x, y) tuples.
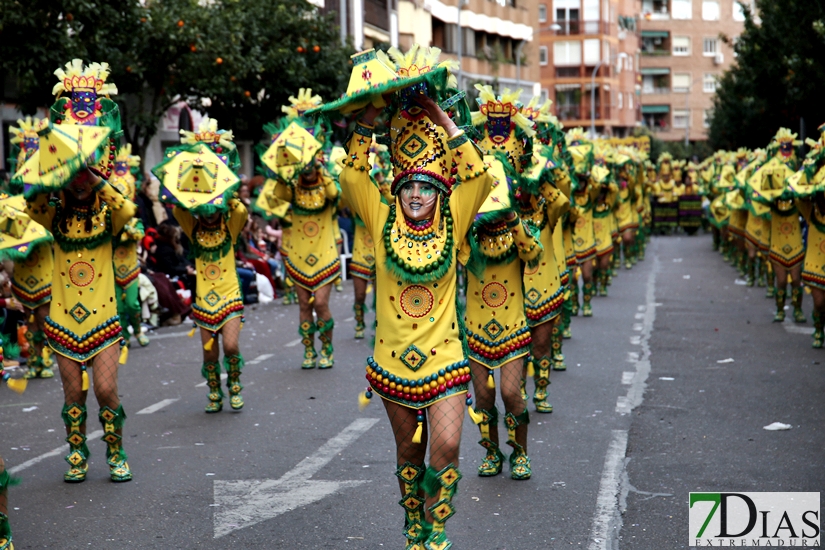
(296, 283), (333, 322)
(353, 277), (368, 306)
(199, 317), (243, 362)
(529, 321), (552, 360)
(56, 343), (122, 435)
(498, 358), (528, 451)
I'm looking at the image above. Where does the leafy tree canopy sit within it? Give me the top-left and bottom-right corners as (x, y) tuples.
(0, 0), (351, 166)
(708, 0), (825, 150)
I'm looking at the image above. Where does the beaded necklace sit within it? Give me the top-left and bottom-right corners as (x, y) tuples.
(292, 175), (332, 215)
(517, 195), (548, 231)
(473, 220), (517, 265)
(383, 199), (454, 283)
(53, 200), (112, 252)
(192, 216), (232, 262)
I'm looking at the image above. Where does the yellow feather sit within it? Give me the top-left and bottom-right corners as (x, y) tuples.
(81, 370), (89, 391)
(487, 372), (496, 389)
(7, 377), (27, 394)
(188, 327), (196, 338)
(204, 337), (214, 352)
(29, 313), (35, 324)
(527, 360), (535, 378)
(119, 345), (128, 365)
(467, 406), (484, 425)
(358, 392), (371, 411)
(412, 421), (424, 444)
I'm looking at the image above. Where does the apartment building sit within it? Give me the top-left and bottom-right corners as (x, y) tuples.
(319, 0), (400, 50)
(538, 0), (641, 137)
(638, 0), (749, 142)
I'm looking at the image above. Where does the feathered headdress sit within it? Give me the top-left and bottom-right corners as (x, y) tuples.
(282, 88), (323, 119)
(52, 59), (118, 98)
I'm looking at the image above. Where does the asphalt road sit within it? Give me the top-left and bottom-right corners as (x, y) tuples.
(2, 234), (822, 549)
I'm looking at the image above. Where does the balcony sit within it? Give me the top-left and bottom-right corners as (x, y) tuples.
(641, 0), (669, 20)
(553, 20), (611, 36)
(555, 67), (581, 78)
(641, 32), (670, 56)
(642, 87), (671, 95)
(557, 105), (581, 120)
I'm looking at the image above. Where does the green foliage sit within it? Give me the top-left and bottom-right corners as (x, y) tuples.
(708, 0), (825, 150)
(0, 0), (351, 166)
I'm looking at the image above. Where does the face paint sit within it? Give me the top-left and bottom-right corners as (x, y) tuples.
(114, 160), (129, 176)
(399, 181), (438, 221)
(71, 89), (97, 125)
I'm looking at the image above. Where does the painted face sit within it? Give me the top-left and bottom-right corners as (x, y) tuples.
(780, 141), (793, 159)
(67, 170), (94, 201)
(71, 89), (97, 124)
(114, 160), (129, 176)
(399, 181), (438, 221)
(486, 115), (512, 144)
(22, 136), (38, 158)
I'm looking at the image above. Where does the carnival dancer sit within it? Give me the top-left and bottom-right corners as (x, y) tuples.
(652, 152), (679, 233)
(613, 148), (641, 269)
(5, 118), (56, 379)
(459, 157), (542, 479)
(751, 129), (804, 323)
(740, 149), (770, 286)
(327, 45), (492, 550)
(591, 145), (618, 296)
(19, 60), (134, 483)
(789, 123), (825, 346)
(568, 130), (599, 317)
(109, 145), (149, 352)
(262, 117), (340, 368)
(154, 117), (247, 412)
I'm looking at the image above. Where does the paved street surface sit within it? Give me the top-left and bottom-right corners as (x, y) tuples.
(2, 234), (823, 549)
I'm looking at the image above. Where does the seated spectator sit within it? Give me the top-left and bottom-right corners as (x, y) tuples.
(150, 222), (196, 292)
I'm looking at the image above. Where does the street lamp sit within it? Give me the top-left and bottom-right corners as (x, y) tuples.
(590, 52), (627, 139)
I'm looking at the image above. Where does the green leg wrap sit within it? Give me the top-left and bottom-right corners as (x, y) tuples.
(746, 258), (756, 286)
(99, 405), (132, 482)
(202, 361), (223, 412)
(813, 312), (824, 348)
(0, 510), (12, 550)
(757, 256), (767, 287)
(551, 323), (566, 370)
(791, 287), (806, 323)
(599, 269), (609, 296)
(317, 318), (334, 369)
(476, 406), (503, 477)
(570, 279), (580, 316)
(504, 410), (531, 480)
(224, 354), (245, 410)
(61, 403), (89, 482)
(562, 299), (572, 339)
(520, 364), (528, 402)
(298, 321), (318, 369)
(419, 464), (461, 550)
(582, 282), (594, 317)
(396, 462), (426, 543)
(774, 287), (787, 322)
(532, 356), (553, 413)
(353, 303), (366, 339)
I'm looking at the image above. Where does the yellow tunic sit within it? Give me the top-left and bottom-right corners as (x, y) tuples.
(275, 174), (341, 291)
(572, 185), (599, 262)
(654, 180), (678, 202)
(27, 182), (136, 361)
(174, 199), (247, 332)
(460, 217), (542, 369)
(768, 199), (804, 267)
(798, 199), (825, 290)
(340, 129), (491, 410)
(729, 209), (748, 240)
(592, 184), (618, 256)
(745, 209), (770, 251)
(615, 185), (639, 232)
(113, 219), (143, 289)
(520, 183), (570, 327)
(12, 241), (54, 309)
(350, 219), (376, 279)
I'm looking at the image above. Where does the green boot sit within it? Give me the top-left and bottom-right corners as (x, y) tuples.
(317, 318), (334, 369)
(62, 403), (89, 482)
(23, 356), (44, 380)
(791, 287), (806, 323)
(476, 407), (503, 476)
(397, 462), (426, 545)
(570, 280), (580, 316)
(353, 303), (366, 340)
(519, 370), (528, 402)
(202, 361), (223, 412)
(299, 321), (318, 369)
(773, 287), (786, 322)
(813, 312), (824, 349)
(551, 323), (566, 371)
(1, 466), (18, 550)
(99, 405), (132, 482)
(505, 410), (531, 480)
(562, 299), (572, 339)
(532, 356), (553, 413)
(582, 282), (594, 317)
(419, 464), (462, 550)
(224, 354), (245, 410)
(756, 257), (767, 287)
(745, 259), (755, 287)
(599, 269), (609, 297)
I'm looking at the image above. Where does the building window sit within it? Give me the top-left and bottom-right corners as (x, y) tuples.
(539, 3), (547, 22)
(672, 73), (691, 92)
(554, 40), (582, 66)
(540, 88), (549, 102)
(672, 0), (692, 19)
(703, 38), (718, 56)
(583, 38), (600, 65)
(618, 92), (623, 109)
(540, 46), (549, 65)
(672, 36), (690, 56)
(704, 109), (713, 127)
(702, 0), (720, 20)
(673, 109), (690, 128)
(703, 73), (717, 92)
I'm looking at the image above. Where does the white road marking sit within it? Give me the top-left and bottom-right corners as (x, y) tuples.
(629, 335), (641, 345)
(637, 305), (646, 312)
(196, 373), (228, 388)
(143, 330), (194, 341)
(621, 372), (635, 385)
(626, 352), (639, 362)
(136, 398), (180, 415)
(635, 312), (645, 319)
(212, 418), (379, 538)
(284, 338), (302, 347)
(587, 430), (629, 550)
(343, 317), (354, 322)
(782, 319), (814, 335)
(8, 430), (104, 475)
(247, 354), (274, 365)
(632, 323), (643, 331)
